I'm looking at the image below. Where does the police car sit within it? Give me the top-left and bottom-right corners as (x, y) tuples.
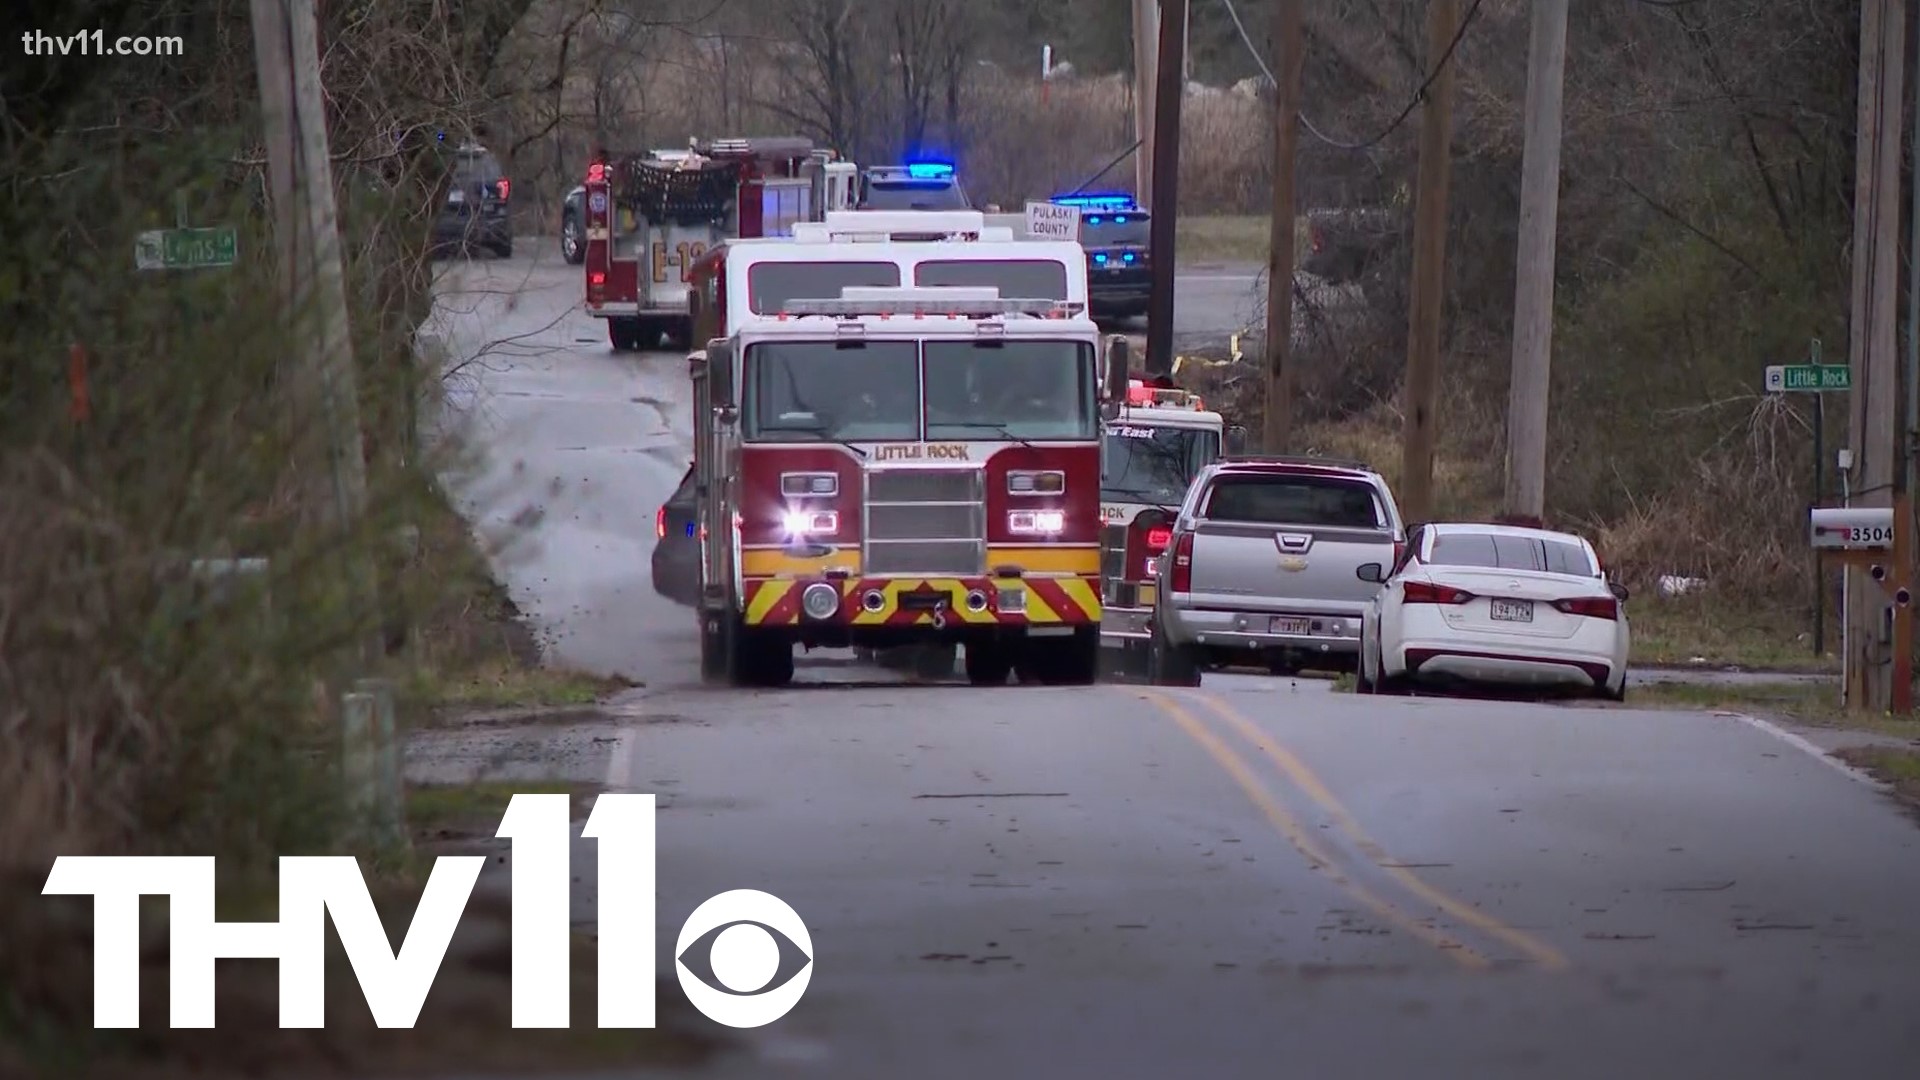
(1054, 193), (1150, 321)
(857, 162), (972, 210)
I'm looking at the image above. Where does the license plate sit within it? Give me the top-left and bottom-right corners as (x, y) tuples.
(446, 188), (465, 204)
(1490, 598), (1534, 623)
(1270, 616), (1312, 635)
(1143, 557), (1158, 576)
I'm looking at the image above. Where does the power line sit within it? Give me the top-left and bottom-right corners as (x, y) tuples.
(1216, 0), (1485, 152)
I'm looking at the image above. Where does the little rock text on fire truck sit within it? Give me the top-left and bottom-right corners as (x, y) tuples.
(683, 209), (1126, 687)
(1097, 375), (1241, 672)
(581, 136), (856, 352)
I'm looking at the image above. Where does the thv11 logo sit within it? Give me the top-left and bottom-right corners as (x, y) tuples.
(42, 793), (812, 1030)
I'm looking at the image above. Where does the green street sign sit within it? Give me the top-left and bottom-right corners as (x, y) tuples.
(1764, 363), (1850, 393)
(135, 226), (238, 270)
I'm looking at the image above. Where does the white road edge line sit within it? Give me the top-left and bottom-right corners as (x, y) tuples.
(604, 727), (638, 791)
(1721, 710), (1887, 788)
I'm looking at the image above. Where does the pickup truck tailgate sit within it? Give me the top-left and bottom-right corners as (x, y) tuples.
(1187, 521), (1395, 609)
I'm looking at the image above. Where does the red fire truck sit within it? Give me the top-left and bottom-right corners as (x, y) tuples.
(683, 210), (1123, 687)
(580, 137), (855, 352)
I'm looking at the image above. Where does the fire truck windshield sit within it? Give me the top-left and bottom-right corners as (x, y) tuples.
(740, 339), (1097, 443)
(1102, 424), (1220, 506)
(923, 341), (1096, 441)
(742, 341), (921, 442)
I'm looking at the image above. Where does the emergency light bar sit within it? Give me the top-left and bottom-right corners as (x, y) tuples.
(1125, 378), (1205, 409)
(906, 162), (955, 178)
(1052, 193), (1136, 208)
(781, 286), (1084, 318)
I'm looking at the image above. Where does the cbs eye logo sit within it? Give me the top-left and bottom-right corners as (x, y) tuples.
(674, 889), (814, 1027)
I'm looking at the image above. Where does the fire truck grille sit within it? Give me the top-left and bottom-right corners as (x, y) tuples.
(1101, 523), (1130, 604)
(864, 468), (984, 576)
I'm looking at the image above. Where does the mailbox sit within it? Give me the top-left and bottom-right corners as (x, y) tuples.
(1810, 506), (1895, 550)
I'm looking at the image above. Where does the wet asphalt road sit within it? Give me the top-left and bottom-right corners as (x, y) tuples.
(421, 240), (1920, 1079)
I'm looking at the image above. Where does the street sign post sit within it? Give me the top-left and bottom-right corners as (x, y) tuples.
(1766, 339), (1847, 655)
(135, 226), (238, 271)
(1025, 200), (1079, 240)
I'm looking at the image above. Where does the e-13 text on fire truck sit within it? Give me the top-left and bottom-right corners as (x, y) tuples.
(581, 136), (856, 353)
(1096, 374), (1244, 672)
(683, 210), (1124, 687)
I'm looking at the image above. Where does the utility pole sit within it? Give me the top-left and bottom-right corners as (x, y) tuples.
(1133, 0), (1159, 206)
(1843, 0), (1907, 713)
(251, 0), (380, 660)
(1399, 0), (1459, 524)
(1261, 0), (1304, 451)
(1143, 0), (1189, 377)
(1501, 0), (1568, 526)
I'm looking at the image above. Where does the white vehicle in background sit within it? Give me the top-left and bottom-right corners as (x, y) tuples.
(1355, 522), (1630, 700)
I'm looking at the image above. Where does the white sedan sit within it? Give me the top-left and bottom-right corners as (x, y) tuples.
(1355, 523), (1630, 700)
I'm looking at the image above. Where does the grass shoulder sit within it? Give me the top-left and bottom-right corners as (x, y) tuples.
(1176, 214), (1310, 266)
(1832, 746), (1920, 813)
(1626, 679), (1920, 739)
(398, 477), (634, 713)
(1627, 594), (1835, 674)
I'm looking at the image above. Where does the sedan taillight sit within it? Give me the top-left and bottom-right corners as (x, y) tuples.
(1402, 580), (1473, 605)
(655, 506), (666, 539)
(1552, 595), (1619, 621)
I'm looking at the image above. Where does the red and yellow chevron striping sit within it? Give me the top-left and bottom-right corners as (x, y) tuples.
(742, 575), (1100, 628)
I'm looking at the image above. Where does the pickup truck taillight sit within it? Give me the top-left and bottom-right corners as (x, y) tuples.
(1124, 511), (1172, 581)
(1169, 531), (1194, 592)
(655, 506), (666, 539)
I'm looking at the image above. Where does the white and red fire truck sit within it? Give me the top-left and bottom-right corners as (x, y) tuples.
(682, 209), (1129, 687)
(580, 137), (856, 352)
(1096, 375), (1241, 671)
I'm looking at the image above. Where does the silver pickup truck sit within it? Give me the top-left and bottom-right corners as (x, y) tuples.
(1146, 455), (1406, 685)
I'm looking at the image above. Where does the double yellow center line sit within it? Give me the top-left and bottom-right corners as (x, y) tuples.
(1139, 687), (1569, 973)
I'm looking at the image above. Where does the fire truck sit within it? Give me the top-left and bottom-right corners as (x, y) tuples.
(581, 137), (856, 352)
(1098, 374), (1243, 672)
(684, 209), (1124, 687)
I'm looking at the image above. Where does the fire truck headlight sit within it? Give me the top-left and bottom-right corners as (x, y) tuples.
(783, 509), (838, 536)
(1008, 510), (1065, 535)
(801, 582), (840, 620)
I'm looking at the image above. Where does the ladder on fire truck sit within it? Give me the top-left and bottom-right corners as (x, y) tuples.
(779, 285), (1085, 318)
(792, 210), (1014, 244)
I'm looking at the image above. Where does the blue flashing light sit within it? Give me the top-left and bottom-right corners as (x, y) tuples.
(1122, 252), (1135, 263)
(906, 162), (954, 179)
(1114, 215), (1128, 223)
(1050, 192), (1136, 209)
(1087, 215), (1102, 224)
(1093, 253), (1109, 264)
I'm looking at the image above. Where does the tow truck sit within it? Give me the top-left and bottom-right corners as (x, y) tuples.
(684, 209), (1118, 687)
(1098, 372), (1244, 672)
(581, 137), (856, 351)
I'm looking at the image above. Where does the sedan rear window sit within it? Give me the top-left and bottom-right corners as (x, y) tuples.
(1201, 475), (1382, 528)
(1428, 532), (1596, 575)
